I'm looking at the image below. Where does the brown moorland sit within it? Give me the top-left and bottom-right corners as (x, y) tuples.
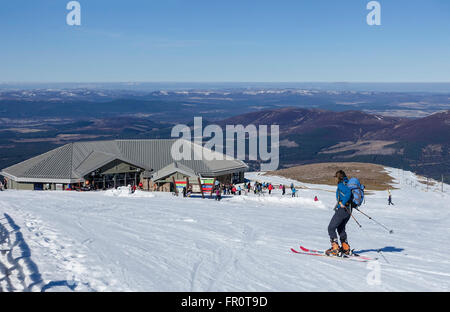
(265, 162), (396, 191)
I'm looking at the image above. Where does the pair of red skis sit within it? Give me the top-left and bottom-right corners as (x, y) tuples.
(291, 245), (377, 262)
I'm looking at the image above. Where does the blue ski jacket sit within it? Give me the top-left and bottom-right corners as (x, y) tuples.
(336, 177), (352, 207)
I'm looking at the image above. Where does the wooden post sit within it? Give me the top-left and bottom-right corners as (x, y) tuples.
(172, 176), (178, 195)
(186, 177), (190, 192)
(198, 177), (205, 199)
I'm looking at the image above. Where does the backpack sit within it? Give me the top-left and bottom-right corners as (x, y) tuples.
(346, 177), (365, 207)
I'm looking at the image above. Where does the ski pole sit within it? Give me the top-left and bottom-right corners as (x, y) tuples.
(339, 205), (391, 263)
(348, 208), (391, 264)
(339, 205), (391, 264)
(354, 207), (394, 234)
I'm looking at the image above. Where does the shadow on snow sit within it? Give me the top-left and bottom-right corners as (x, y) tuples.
(0, 213), (77, 292)
(355, 246), (405, 254)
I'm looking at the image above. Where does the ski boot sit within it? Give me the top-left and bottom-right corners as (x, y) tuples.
(325, 240), (340, 256)
(341, 241), (351, 256)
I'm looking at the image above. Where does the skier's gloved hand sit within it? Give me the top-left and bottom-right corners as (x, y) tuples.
(333, 203), (339, 211)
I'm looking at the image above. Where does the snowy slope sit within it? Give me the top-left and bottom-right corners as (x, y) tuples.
(0, 168), (449, 291)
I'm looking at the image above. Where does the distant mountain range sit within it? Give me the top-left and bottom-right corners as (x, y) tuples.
(220, 108), (403, 138)
(0, 88), (449, 182)
(1, 88), (449, 120)
(2, 82), (450, 92)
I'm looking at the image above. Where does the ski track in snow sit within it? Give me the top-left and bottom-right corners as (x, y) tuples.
(0, 168), (449, 291)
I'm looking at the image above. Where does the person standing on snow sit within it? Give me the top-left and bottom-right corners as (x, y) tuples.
(388, 189), (394, 205)
(215, 186), (222, 201)
(326, 170), (353, 256)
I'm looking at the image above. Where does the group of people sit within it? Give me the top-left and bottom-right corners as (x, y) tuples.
(213, 183), (242, 201)
(248, 181), (287, 196)
(211, 181), (302, 198)
(130, 182), (145, 193)
(251, 181), (301, 197)
(222, 184), (242, 195)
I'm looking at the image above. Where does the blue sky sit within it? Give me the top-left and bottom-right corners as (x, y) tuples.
(0, 0), (449, 82)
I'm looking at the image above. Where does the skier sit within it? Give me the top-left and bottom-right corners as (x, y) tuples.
(388, 189), (394, 205)
(268, 183), (273, 195)
(282, 184), (286, 195)
(326, 170), (353, 256)
(291, 187), (296, 197)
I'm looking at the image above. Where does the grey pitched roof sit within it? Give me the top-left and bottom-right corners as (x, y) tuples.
(72, 151), (117, 178)
(151, 162), (198, 181)
(1, 144), (74, 181)
(1, 139), (248, 182)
